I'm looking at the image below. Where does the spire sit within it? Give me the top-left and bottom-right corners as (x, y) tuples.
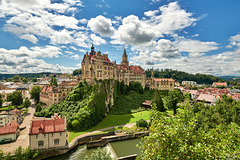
(90, 43), (95, 55)
(123, 48), (127, 56)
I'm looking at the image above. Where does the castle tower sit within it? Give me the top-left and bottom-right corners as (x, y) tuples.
(90, 43), (95, 55)
(121, 49), (129, 66)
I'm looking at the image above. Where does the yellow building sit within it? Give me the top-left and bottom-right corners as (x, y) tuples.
(148, 71), (175, 90)
(29, 114), (67, 149)
(40, 85), (74, 106)
(0, 109), (23, 127)
(81, 45), (146, 87)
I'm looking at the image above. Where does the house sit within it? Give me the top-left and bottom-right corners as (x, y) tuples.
(0, 90), (15, 101)
(142, 100), (152, 110)
(29, 114), (67, 149)
(150, 78), (175, 90)
(212, 82), (227, 87)
(189, 90), (198, 100)
(197, 94), (217, 104)
(182, 81), (197, 85)
(40, 85), (74, 106)
(0, 109), (23, 127)
(0, 121), (20, 142)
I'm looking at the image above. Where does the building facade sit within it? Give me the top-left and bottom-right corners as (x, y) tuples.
(182, 81), (197, 85)
(0, 109), (23, 127)
(81, 45), (146, 87)
(40, 85), (74, 106)
(0, 121), (20, 142)
(29, 114), (67, 149)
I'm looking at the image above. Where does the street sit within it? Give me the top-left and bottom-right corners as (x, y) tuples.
(0, 101), (36, 153)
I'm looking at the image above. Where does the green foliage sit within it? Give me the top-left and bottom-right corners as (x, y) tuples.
(21, 77), (28, 84)
(35, 81), (108, 131)
(138, 102), (240, 160)
(30, 86), (42, 103)
(73, 69), (82, 76)
(136, 119), (148, 128)
(50, 76), (57, 86)
(7, 91), (23, 106)
(145, 68), (223, 84)
(0, 94), (3, 107)
(153, 90), (167, 112)
(111, 90), (154, 115)
(13, 75), (20, 82)
(84, 147), (111, 160)
(165, 89), (184, 115)
(35, 103), (42, 112)
(22, 97), (31, 108)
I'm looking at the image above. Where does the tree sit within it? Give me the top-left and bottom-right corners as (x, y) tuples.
(22, 97), (31, 108)
(153, 90), (166, 112)
(7, 91), (23, 106)
(13, 75), (20, 82)
(73, 69), (82, 76)
(166, 89), (183, 115)
(22, 77), (28, 84)
(136, 119), (148, 128)
(30, 86), (42, 103)
(138, 103), (240, 159)
(84, 147), (111, 160)
(50, 76), (57, 86)
(0, 94), (3, 107)
(35, 103), (42, 112)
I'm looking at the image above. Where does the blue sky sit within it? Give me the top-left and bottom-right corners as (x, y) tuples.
(0, 0), (240, 76)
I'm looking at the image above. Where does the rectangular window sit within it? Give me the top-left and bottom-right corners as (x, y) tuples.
(51, 133), (54, 137)
(44, 134), (46, 138)
(38, 141), (44, 147)
(36, 135), (38, 139)
(60, 132), (62, 136)
(54, 139), (60, 145)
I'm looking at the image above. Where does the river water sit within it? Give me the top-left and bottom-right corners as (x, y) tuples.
(46, 138), (141, 160)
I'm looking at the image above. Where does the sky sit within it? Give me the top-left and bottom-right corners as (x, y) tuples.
(0, 0), (240, 76)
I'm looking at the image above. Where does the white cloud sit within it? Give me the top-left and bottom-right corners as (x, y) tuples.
(144, 10), (159, 17)
(178, 39), (219, 53)
(70, 54), (80, 60)
(50, 29), (74, 44)
(90, 34), (107, 45)
(88, 15), (115, 37)
(20, 34), (38, 44)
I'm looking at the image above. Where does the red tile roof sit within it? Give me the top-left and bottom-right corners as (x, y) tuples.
(0, 121), (19, 135)
(154, 78), (174, 82)
(197, 94), (216, 103)
(129, 66), (145, 74)
(213, 82), (227, 86)
(9, 108), (22, 115)
(142, 100), (152, 106)
(41, 85), (53, 93)
(29, 118), (65, 135)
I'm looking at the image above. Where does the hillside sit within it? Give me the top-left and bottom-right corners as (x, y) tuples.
(145, 69), (223, 84)
(0, 72), (61, 80)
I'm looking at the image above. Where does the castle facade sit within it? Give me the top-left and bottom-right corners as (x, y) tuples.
(81, 45), (146, 87)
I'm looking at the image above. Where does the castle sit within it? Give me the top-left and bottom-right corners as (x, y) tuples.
(81, 45), (146, 87)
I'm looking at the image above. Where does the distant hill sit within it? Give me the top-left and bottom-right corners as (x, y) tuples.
(0, 72), (61, 80)
(219, 76), (240, 81)
(145, 69), (223, 84)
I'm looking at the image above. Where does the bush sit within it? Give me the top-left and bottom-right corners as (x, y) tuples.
(136, 119), (148, 128)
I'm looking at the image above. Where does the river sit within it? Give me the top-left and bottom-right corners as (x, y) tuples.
(46, 138), (141, 160)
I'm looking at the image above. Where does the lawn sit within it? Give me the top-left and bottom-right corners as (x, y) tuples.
(0, 106), (15, 111)
(68, 110), (150, 142)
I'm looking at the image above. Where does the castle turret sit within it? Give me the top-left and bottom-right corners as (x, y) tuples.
(121, 49), (129, 66)
(90, 43), (95, 55)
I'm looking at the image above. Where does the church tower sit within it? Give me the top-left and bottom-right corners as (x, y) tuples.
(121, 49), (129, 66)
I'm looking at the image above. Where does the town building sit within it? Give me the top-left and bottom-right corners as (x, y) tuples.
(29, 114), (67, 149)
(212, 82), (227, 87)
(0, 90), (15, 101)
(182, 81), (197, 85)
(197, 94), (217, 104)
(0, 109), (23, 127)
(81, 45), (146, 87)
(40, 85), (74, 106)
(147, 71), (175, 90)
(0, 121), (20, 142)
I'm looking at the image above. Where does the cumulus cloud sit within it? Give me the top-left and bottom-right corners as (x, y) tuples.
(112, 2), (196, 46)
(0, 46), (75, 74)
(178, 39), (219, 53)
(20, 34), (38, 44)
(50, 29), (74, 44)
(88, 15), (115, 37)
(90, 34), (107, 45)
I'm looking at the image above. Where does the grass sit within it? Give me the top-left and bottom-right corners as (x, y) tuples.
(68, 110), (150, 142)
(0, 106), (16, 111)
